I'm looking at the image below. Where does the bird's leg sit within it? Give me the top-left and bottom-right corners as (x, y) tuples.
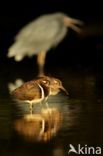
(45, 101), (49, 109)
(39, 98), (49, 110)
(42, 97), (50, 109)
(40, 98), (52, 117)
(29, 101), (33, 115)
(37, 51), (46, 76)
(43, 98), (53, 117)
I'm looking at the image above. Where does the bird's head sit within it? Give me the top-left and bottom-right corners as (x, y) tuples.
(63, 13), (83, 33)
(49, 77), (69, 95)
(52, 12), (83, 33)
(36, 76), (68, 96)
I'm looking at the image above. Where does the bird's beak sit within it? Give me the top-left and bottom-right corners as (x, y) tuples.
(60, 86), (69, 95)
(64, 16), (83, 33)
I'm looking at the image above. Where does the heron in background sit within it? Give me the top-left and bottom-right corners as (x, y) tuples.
(7, 12), (83, 76)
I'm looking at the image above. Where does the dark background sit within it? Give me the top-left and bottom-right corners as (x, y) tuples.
(0, 0), (103, 73)
(0, 1), (103, 153)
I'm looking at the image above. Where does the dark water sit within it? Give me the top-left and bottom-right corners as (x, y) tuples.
(0, 65), (103, 156)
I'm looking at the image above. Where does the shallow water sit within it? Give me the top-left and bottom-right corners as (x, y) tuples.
(0, 66), (103, 156)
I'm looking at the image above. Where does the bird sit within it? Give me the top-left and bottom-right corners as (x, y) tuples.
(11, 76), (68, 113)
(7, 12), (83, 76)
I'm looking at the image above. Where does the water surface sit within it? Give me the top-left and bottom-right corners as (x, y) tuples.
(0, 66), (103, 156)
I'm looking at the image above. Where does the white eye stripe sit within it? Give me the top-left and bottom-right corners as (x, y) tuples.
(42, 80), (47, 83)
(54, 80), (58, 83)
(54, 79), (61, 84)
(42, 80), (50, 85)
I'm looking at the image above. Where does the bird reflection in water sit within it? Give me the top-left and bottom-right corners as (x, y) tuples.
(13, 107), (62, 142)
(9, 76), (68, 142)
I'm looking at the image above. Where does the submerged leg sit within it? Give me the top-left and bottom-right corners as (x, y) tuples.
(29, 102), (33, 115)
(37, 51), (47, 76)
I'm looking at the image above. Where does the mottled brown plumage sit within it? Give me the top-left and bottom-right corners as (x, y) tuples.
(12, 81), (45, 101)
(11, 76), (68, 103)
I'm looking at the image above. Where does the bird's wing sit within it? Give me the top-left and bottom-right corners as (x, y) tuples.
(12, 81), (41, 101)
(15, 16), (61, 42)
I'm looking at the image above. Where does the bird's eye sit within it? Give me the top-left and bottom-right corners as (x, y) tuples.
(54, 80), (58, 84)
(42, 80), (50, 85)
(54, 79), (60, 85)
